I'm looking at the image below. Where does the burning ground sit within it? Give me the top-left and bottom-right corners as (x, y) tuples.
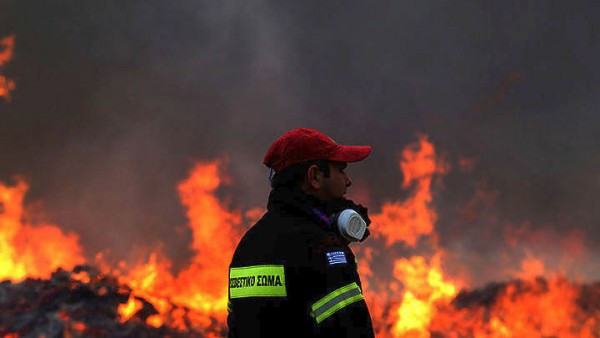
(0, 265), (215, 337)
(2, 136), (600, 337)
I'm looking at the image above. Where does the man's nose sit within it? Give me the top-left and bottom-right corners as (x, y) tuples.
(345, 174), (352, 188)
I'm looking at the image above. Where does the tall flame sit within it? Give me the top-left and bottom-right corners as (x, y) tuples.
(362, 134), (459, 337)
(115, 160), (245, 335)
(0, 34), (16, 101)
(370, 134), (448, 247)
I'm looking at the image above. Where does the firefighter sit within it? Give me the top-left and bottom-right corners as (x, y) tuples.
(227, 127), (375, 337)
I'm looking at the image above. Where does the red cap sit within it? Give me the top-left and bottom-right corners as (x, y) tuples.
(263, 128), (372, 171)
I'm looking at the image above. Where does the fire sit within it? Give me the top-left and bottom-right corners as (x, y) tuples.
(0, 178), (85, 282)
(0, 34), (16, 101)
(429, 275), (600, 337)
(173, 159), (241, 313)
(2, 135), (600, 336)
(118, 295), (143, 322)
(358, 134), (600, 337)
(362, 134), (459, 337)
(370, 134), (448, 247)
(391, 254), (458, 337)
(57, 310), (88, 336)
(109, 160), (244, 334)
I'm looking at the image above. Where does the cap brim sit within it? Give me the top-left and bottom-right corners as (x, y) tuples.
(330, 145), (372, 163)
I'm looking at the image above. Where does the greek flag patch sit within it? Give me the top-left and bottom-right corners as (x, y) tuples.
(326, 251), (347, 265)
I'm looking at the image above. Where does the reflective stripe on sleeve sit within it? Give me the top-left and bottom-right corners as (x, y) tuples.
(310, 282), (364, 324)
(229, 265), (286, 298)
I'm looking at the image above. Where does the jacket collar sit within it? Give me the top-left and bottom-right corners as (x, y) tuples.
(267, 186), (322, 216)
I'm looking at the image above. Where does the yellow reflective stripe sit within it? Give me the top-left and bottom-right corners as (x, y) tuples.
(229, 265), (286, 298)
(311, 282), (364, 324)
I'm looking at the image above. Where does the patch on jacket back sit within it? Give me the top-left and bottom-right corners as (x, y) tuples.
(326, 251), (347, 265)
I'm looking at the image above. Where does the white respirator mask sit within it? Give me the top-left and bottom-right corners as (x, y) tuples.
(333, 209), (368, 242)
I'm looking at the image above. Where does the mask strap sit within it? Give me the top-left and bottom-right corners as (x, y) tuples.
(310, 208), (333, 226)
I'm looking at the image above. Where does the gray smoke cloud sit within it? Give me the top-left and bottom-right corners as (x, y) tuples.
(1, 1), (599, 286)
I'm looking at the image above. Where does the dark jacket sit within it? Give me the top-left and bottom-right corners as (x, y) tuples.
(227, 187), (375, 337)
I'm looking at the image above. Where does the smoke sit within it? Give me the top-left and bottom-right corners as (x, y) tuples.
(1, 1), (599, 285)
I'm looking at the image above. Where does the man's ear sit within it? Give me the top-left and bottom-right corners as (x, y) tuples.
(306, 164), (322, 190)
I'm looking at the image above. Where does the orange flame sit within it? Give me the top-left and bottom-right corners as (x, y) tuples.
(429, 275), (600, 337)
(370, 134), (448, 247)
(118, 295), (143, 322)
(361, 134), (459, 337)
(0, 34), (16, 101)
(111, 160), (245, 334)
(391, 253), (458, 337)
(0, 178), (85, 282)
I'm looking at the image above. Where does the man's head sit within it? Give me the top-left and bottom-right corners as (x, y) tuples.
(263, 128), (371, 201)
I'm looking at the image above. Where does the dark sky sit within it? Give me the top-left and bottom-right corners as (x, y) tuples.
(1, 1), (599, 285)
